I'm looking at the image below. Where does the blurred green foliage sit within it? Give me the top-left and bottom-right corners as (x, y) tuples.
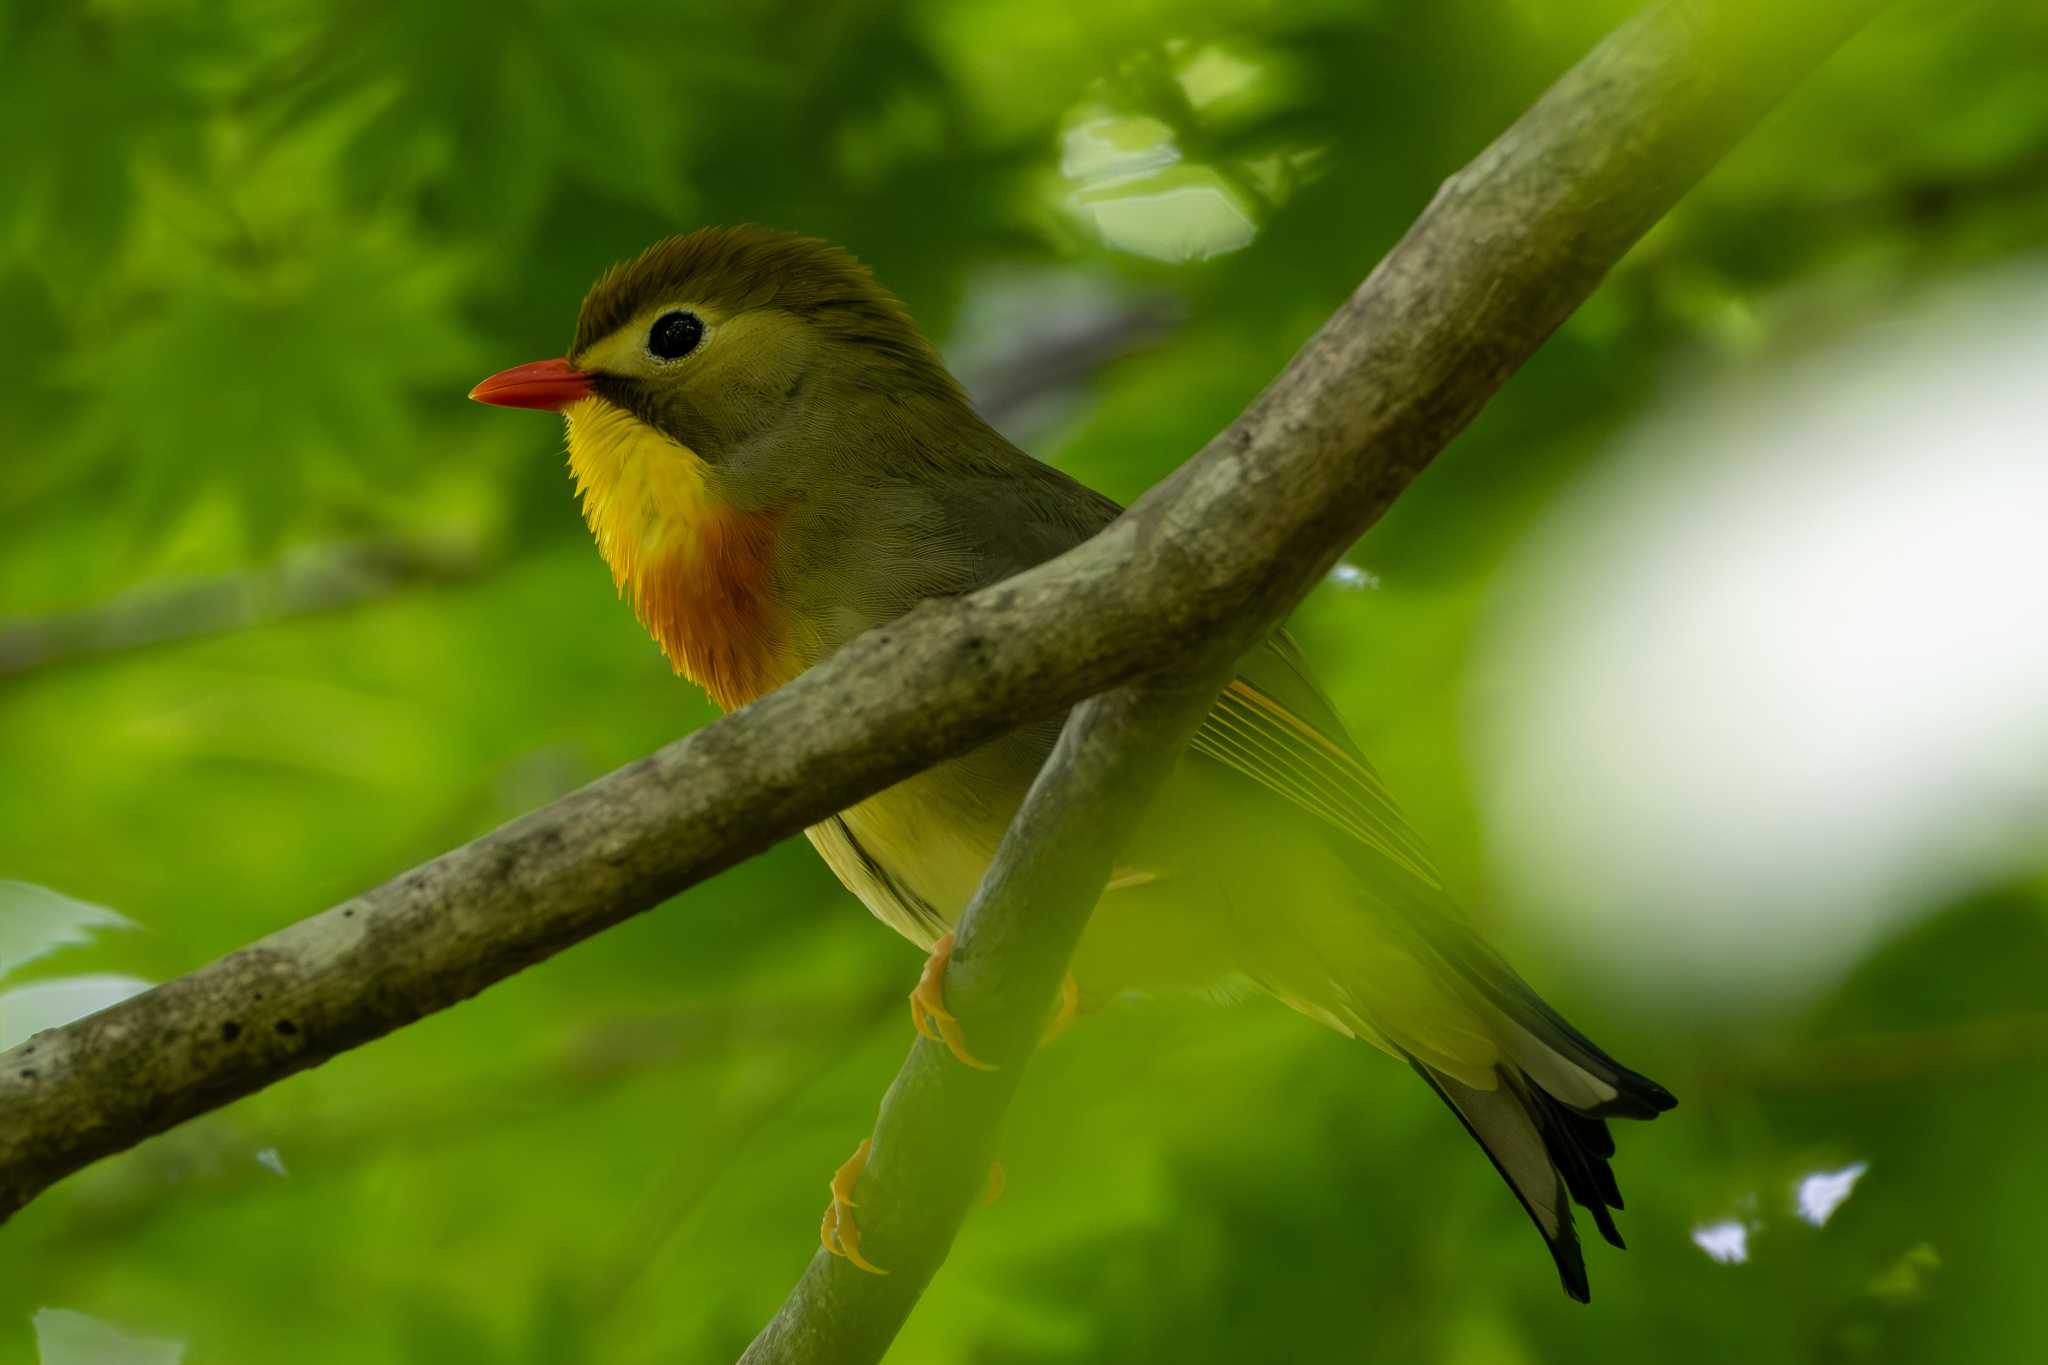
(4, 0), (2047, 1361)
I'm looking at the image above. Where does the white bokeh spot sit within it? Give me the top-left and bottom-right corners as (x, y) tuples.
(1477, 267), (2048, 997)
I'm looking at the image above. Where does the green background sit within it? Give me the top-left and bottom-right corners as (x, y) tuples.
(3, 0), (2046, 1361)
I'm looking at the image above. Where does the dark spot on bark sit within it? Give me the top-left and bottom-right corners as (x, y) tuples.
(18, 1069), (36, 1080)
(343, 908), (354, 918)
(275, 1019), (299, 1036)
(221, 1021), (242, 1042)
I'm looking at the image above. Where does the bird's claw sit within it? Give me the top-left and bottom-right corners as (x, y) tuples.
(909, 932), (996, 1071)
(1039, 972), (1081, 1047)
(820, 1138), (889, 1275)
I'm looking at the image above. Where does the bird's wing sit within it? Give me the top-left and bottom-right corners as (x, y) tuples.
(1197, 634), (1678, 1120)
(1189, 633), (1446, 894)
(805, 815), (950, 948)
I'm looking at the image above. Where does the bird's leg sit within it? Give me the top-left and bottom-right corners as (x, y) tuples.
(908, 932), (996, 1071)
(819, 1138), (889, 1275)
(1039, 972), (1082, 1047)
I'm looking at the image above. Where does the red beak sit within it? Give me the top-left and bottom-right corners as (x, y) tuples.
(468, 358), (594, 411)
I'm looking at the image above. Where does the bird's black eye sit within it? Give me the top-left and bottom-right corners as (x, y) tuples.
(647, 310), (704, 361)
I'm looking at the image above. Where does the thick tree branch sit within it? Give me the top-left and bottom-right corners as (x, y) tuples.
(740, 666), (1230, 1364)
(0, 0), (1886, 1231)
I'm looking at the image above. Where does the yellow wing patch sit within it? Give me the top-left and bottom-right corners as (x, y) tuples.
(1189, 679), (1445, 891)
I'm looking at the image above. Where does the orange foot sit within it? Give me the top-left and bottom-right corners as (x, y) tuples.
(820, 1138), (889, 1275)
(818, 1139), (1001, 1273)
(1040, 972), (1081, 1047)
(909, 932), (996, 1071)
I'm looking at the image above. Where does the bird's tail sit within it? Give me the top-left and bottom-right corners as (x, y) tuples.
(1409, 1002), (1679, 1301)
(1282, 825), (1679, 1299)
(1333, 855), (1679, 1300)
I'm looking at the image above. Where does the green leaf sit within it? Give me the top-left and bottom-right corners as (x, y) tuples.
(0, 974), (154, 1051)
(0, 882), (136, 984)
(33, 1309), (184, 1365)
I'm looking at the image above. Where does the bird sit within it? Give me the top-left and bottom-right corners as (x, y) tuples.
(470, 225), (1675, 1301)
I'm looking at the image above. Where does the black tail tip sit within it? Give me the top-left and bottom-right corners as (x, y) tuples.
(1554, 1244), (1592, 1303)
(1589, 1072), (1679, 1120)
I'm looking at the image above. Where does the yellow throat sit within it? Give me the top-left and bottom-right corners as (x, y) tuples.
(562, 397), (796, 709)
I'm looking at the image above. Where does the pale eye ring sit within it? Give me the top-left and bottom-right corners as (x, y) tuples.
(647, 310), (705, 361)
